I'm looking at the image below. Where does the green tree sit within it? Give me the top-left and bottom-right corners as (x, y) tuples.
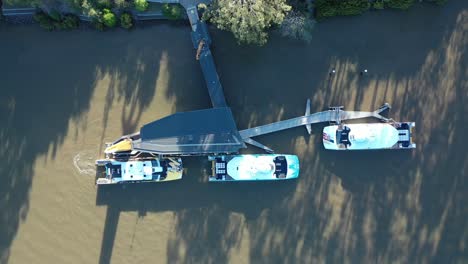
(102, 8), (116, 27)
(134, 0), (148, 12)
(120, 12), (133, 29)
(386, 0), (415, 10)
(203, 0), (291, 46)
(315, 0), (370, 20)
(162, 3), (182, 20)
(279, 11), (315, 43)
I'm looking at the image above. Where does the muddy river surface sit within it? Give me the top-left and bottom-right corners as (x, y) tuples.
(0, 1), (467, 263)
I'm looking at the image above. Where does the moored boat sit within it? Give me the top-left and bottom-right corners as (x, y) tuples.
(208, 154), (300, 181)
(95, 156), (183, 185)
(323, 122), (416, 150)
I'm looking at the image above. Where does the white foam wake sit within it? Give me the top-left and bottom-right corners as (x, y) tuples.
(73, 152), (96, 175)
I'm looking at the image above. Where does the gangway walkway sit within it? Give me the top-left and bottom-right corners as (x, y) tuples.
(185, 3), (227, 108)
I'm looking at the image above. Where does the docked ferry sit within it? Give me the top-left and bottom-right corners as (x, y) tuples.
(95, 156), (183, 185)
(95, 137), (183, 185)
(322, 122), (416, 150)
(208, 154), (300, 182)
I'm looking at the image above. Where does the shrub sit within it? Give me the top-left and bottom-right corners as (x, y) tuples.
(120, 12), (133, 29)
(426, 0), (447, 5)
(315, 0), (370, 20)
(61, 14), (79, 29)
(134, 0), (148, 12)
(279, 12), (315, 43)
(96, 0), (112, 8)
(102, 8), (117, 27)
(162, 3), (182, 20)
(75, 0), (100, 17)
(93, 19), (106, 31)
(373, 1), (385, 9)
(34, 11), (55, 30)
(114, 0), (131, 9)
(34, 11), (79, 30)
(385, 0), (415, 10)
(49, 9), (61, 21)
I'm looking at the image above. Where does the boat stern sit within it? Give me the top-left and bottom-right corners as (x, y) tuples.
(285, 155), (300, 179)
(394, 122), (416, 149)
(322, 125), (341, 150)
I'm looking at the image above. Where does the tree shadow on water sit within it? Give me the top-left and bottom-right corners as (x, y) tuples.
(226, 2), (467, 263)
(156, 1), (466, 263)
(92, 1), (467, 263)
(0, 25), (97, 263)
(0, 22), (196, 263)
(96, 156), (298, 264)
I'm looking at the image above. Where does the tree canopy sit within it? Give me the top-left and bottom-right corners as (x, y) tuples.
(203, 0), (291, 46)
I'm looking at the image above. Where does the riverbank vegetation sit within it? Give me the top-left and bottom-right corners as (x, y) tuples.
(203, 0), (292, 46)
(33, 11), (79, 30)
(315, 0), (370, 20)
(313, 0), (449, 20)
(279, 11), (315, 43)
(134, 0), (148, 12)
(3, 0), (448, 42)
(162, 3), (182, 20)
(120, 11), (132, 28)
(6, 0), (147, 29)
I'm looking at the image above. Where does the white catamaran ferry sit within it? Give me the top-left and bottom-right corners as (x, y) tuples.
(95, 156), (183, 185)
(95, 137), (183, 185)
(323, 122), (416, 150)
(208, 154), (300, 182)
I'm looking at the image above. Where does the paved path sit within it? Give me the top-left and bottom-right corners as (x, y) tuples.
(2, 7), (36, 16)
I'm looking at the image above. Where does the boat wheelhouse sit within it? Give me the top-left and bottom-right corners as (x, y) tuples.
(95, 156), (183, 185)
(208, 154), (300, 181)
(323, 122), (416, 150)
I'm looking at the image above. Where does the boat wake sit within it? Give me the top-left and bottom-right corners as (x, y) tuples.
(73, 152), (96, 176)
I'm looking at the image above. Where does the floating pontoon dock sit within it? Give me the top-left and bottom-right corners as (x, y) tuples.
(115, 101), (392, 155)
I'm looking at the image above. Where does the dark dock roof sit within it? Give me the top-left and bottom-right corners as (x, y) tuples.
(132, 107), (245, 155)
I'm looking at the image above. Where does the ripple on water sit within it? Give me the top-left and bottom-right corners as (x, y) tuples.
(73, 150), (97, 176)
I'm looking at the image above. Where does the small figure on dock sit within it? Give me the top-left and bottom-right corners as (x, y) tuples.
(329, 68), (336, 76)
(196, 40), (205, 61)
(360, 69), (368, 76)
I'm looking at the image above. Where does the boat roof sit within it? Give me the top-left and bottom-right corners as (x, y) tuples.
(133, 107), (246, 155)
(225, 155), (299, 180)
(107, 160), (162, 181)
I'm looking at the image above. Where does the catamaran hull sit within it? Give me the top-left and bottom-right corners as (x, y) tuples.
(96, 175), (182, 185)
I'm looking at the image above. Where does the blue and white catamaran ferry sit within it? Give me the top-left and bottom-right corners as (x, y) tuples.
(208, 154), (300, 181)
(323, 122), (416, 150)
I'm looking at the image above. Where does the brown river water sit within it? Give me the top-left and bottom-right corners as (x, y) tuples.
(0, 1), (467, 263)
